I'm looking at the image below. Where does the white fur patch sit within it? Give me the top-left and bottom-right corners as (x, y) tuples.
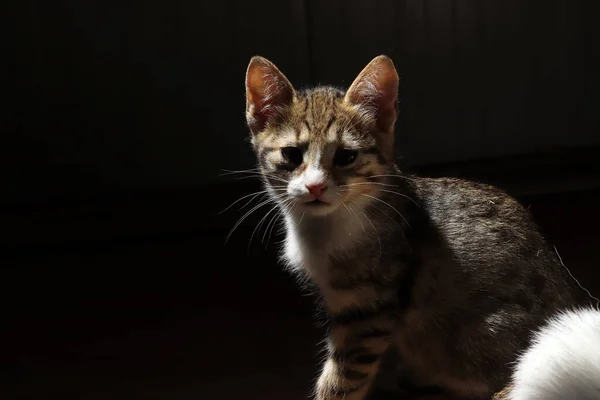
(509, 307), (600, 399)
(340, 130), (364, 149)
(281, 201), (372, 300)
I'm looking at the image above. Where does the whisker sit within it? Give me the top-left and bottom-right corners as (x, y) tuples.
(554, 245), (600, 308)
(264, 175), (291, 185)
(224, 171), (290, 185)
(222, 169), (287, 181)
(368, 204), (411, 252)
(375, 189), (421, 209)
(219, 190), (268, 214)
(339, 182), (397, 188)
(225, 193), (287, 243)
(263, 207), (283, 245)
(346, 204), (365, 233)
(219, 168), (261, 176)
(368, 174), (415, 182)
(238, 187), (287, 212)
(264, 199), (294, 246)
(339, 184), (421, 210)
(342, 202), (351, 214)
(262, 200), (281, 241)
(249, 202), (283, 251)
(363, 212), (382, 257)
(361, 193), (411, 228)
(238, 193), (267, 211)
(231, 175), (263, 181)
(226, 199), (274, 243)
(232, 174), (276, 182)
(263, 177), (291, 185)
(259, 198), (291, 244)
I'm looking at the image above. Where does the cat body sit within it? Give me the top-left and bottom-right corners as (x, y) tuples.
(285, 174), (579, 399)
(243, 55), (585, 399)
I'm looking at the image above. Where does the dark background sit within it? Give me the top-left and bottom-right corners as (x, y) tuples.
(2, 1), (600, 399)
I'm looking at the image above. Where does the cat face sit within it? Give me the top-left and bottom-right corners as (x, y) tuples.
(245, 56), (399, 217)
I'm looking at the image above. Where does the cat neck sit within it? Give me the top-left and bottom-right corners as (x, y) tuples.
(280, 167), (412, 285)
(284, 200), (396, 282)
(281, 207), (366, 289)
(285, 206), (365, 252)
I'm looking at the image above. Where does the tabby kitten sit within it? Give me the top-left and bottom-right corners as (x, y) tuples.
(244, 55), (585, 399)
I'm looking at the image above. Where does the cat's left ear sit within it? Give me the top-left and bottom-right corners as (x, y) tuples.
(345, 55), (399, 133)
(245, 56), (295, 135)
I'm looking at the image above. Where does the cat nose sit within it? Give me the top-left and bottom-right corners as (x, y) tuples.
(306, 182), (327, 197)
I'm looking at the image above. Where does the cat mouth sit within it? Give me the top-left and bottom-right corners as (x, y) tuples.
(305, 199), (328, 206)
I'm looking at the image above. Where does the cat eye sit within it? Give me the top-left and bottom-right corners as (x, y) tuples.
(334, 148), (359, 167)
(281, 146), (303, 167)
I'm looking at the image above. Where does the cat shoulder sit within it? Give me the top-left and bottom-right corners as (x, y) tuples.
(410, 176), (528, 223)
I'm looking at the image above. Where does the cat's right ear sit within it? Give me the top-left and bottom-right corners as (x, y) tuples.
(245, 56), (295, 135)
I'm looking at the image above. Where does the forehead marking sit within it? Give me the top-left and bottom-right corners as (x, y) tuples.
(326, 121), (339, 143)
(299, 121), (311, 142)
(341, 130), (364, 148)
(270, 128), (297, 148)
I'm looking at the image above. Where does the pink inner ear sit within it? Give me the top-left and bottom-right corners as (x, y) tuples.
(349, 70), (397, 112)
(246, 58), (294, 133)
(345, 56), (399, 131)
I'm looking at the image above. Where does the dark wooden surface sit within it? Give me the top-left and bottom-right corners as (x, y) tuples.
(2, 183), (599, 400)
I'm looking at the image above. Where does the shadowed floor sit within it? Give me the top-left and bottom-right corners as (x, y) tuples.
(1, 187), (599, 400)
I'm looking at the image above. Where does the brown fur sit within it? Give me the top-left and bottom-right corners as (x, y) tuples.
(491, 385), (513, 400)
(243, 55), (587, 400)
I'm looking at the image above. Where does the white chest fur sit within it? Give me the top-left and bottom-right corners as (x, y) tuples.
(282, 210), (367, 286)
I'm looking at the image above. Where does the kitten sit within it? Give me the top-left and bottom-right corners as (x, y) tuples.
(493, 307), (600, 400)
(243, 55), (588, 399)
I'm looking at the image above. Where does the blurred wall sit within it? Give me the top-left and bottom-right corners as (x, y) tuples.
(3, 0), (599, 207)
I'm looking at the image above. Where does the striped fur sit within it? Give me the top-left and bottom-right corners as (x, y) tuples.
(244, 55), (585, 400)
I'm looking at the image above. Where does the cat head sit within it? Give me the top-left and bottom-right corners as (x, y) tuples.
(245, 55), (399, 217)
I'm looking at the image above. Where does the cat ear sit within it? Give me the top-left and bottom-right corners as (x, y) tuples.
(245, 56), (295, 134)
(345, 55), (399, 132)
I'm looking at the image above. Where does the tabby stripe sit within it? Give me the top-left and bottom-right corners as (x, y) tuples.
(329, 302), (397, 325)
(303, 119), (312, 133)
(324, 115), (336, 134)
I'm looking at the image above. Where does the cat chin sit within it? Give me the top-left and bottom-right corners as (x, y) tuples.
(293, 201), (340, 217)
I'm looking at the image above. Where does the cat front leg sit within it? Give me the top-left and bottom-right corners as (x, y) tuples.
(315, 307), (396, 400)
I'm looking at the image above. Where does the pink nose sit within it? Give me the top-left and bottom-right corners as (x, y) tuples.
(306, 182), (327, 197)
